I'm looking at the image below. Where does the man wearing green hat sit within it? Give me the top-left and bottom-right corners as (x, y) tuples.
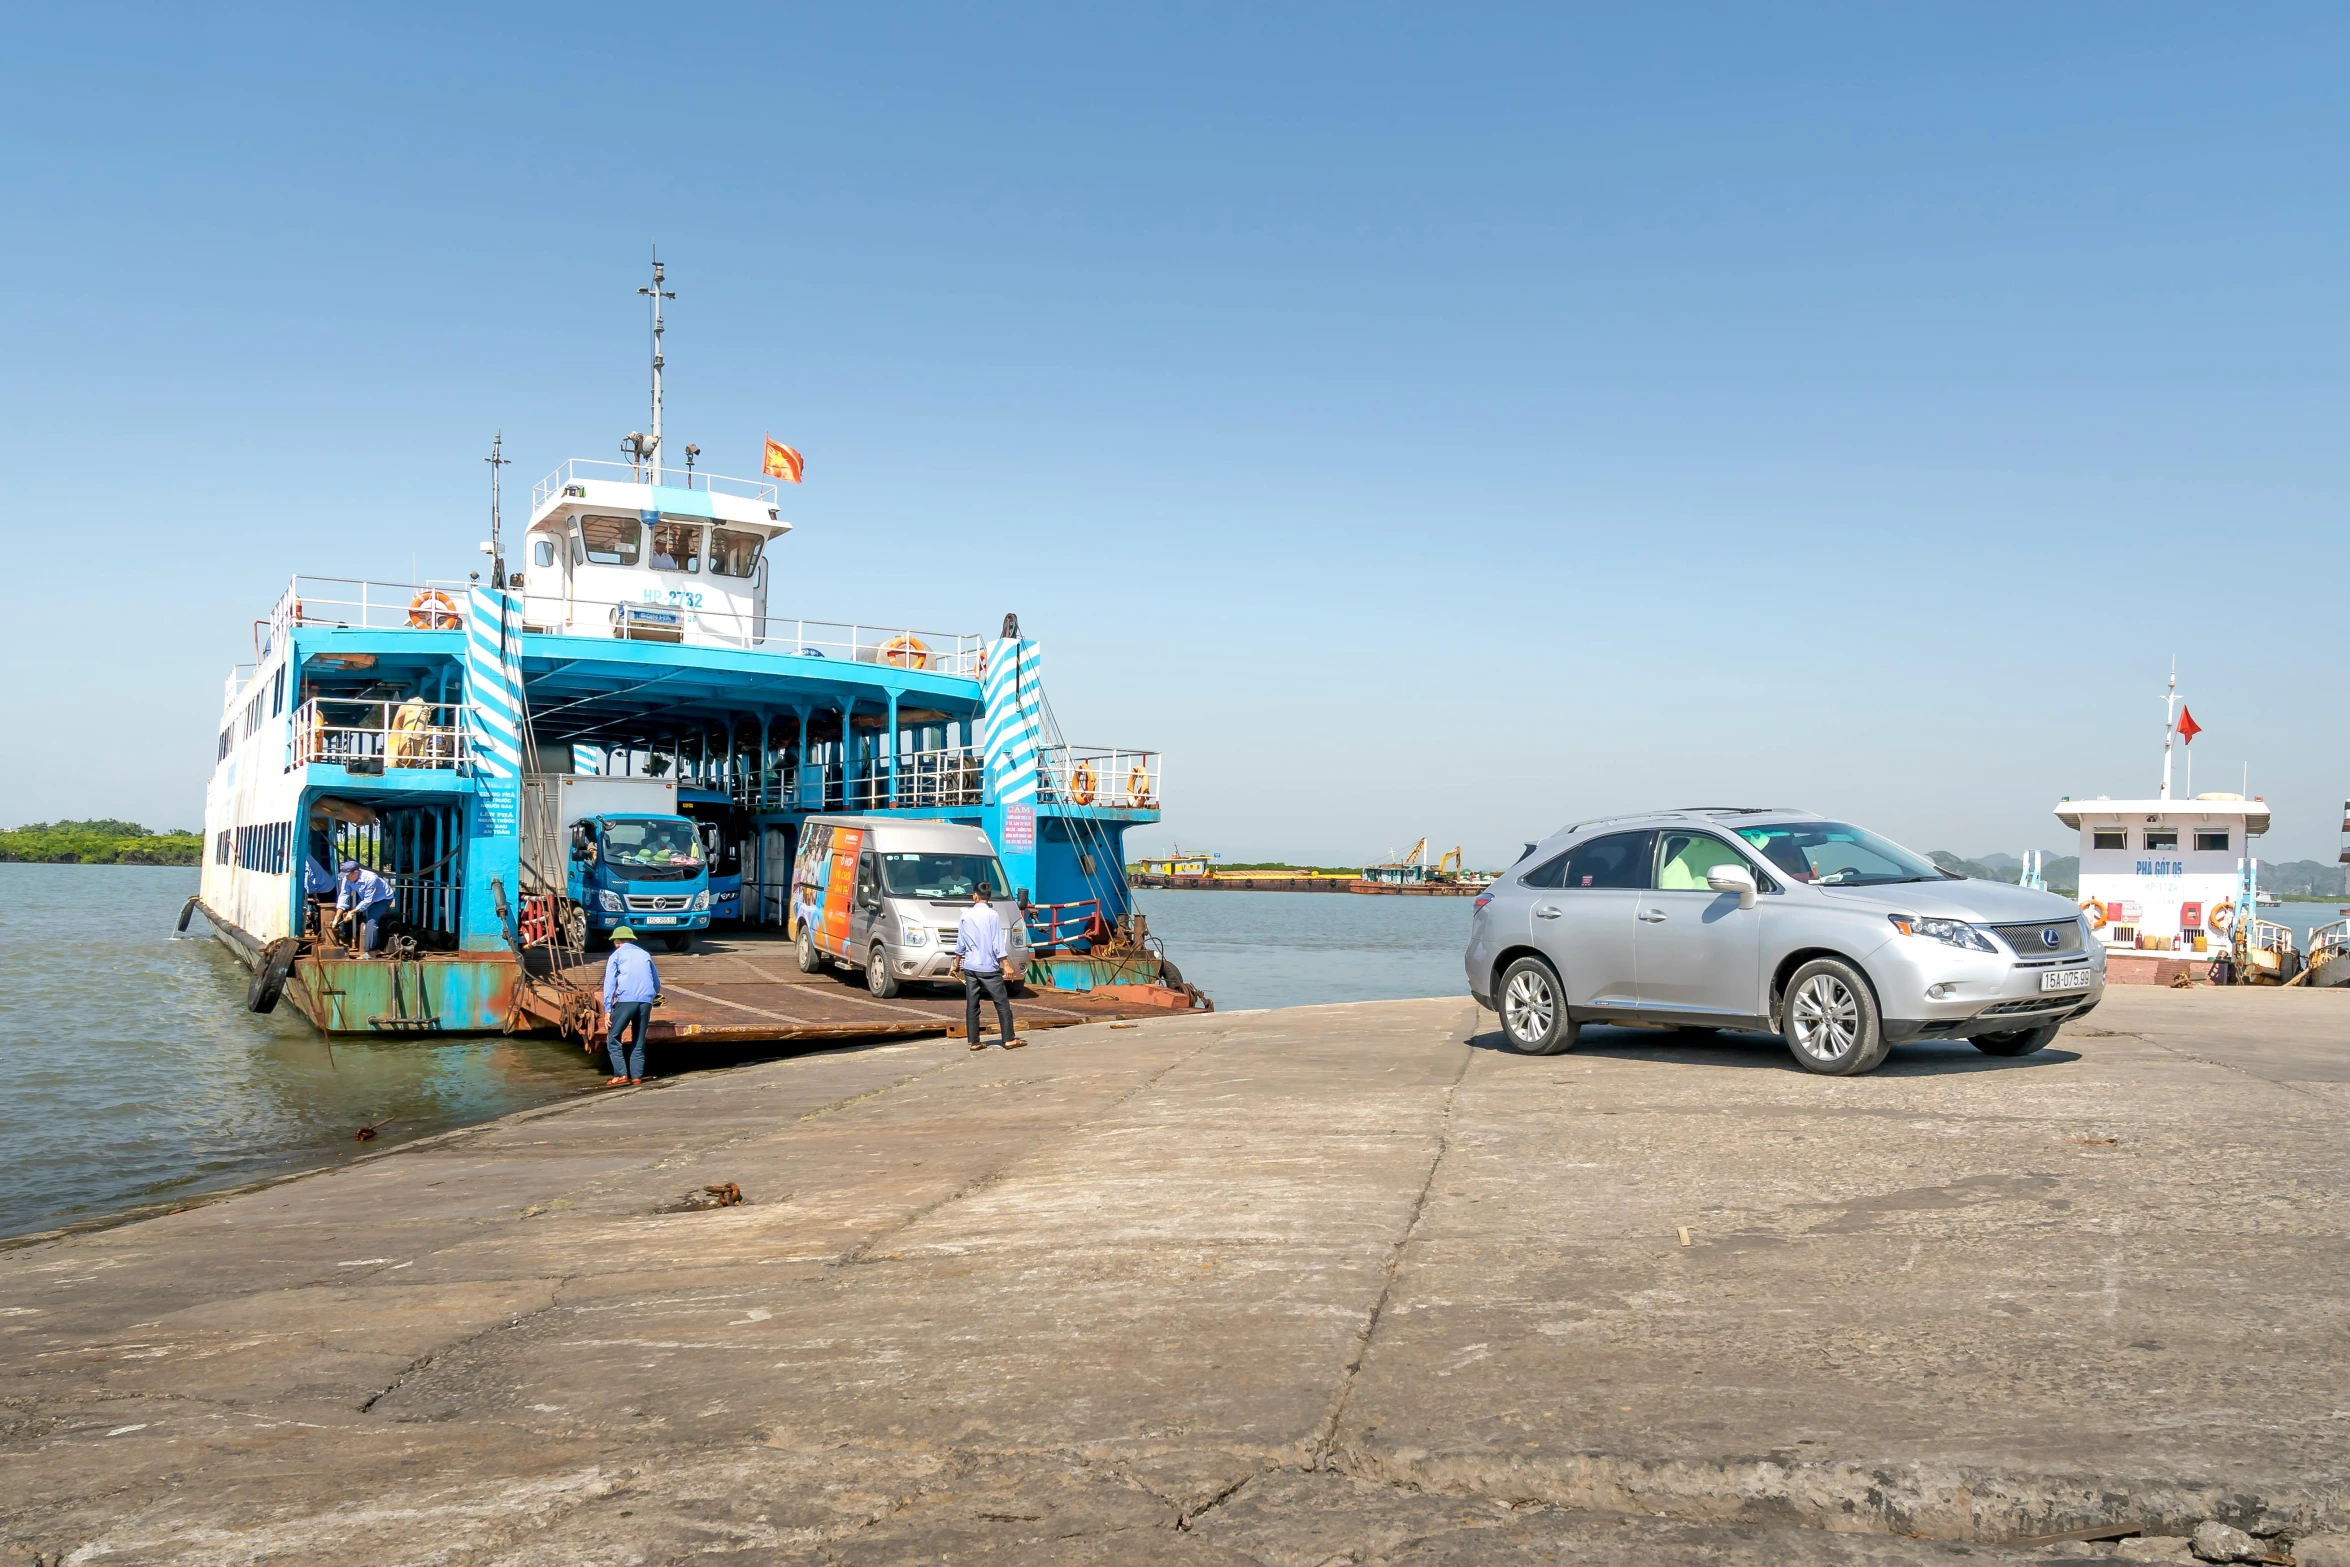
(601, 926), (662, 1086)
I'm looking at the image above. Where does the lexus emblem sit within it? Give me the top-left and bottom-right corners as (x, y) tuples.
(2040, 927), (2063, 949)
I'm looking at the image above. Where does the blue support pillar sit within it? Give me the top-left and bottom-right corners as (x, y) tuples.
(886, 689), (900, 810)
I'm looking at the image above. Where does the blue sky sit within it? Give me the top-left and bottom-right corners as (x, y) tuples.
(4, 4), (2344, 866)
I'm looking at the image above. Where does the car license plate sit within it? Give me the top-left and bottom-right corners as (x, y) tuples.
(2040, 967), (2092, 992)
(644, 915), (678, 926)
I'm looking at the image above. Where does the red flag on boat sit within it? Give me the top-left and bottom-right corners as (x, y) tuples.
(762, 436), (804, 483)
(2177, 706), (2201, 744)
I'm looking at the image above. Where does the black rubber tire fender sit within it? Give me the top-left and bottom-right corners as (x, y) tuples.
(246, 937), (298, 1014)
(177, 894), (201, 934)
(1971, 1022), (2062, 1057)
(1157, 958), (1185, 991)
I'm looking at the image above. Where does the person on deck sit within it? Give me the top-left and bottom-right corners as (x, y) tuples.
(302, 849), (338, 937)
(956, 884), (1023, 1052)
(336, 860), (395, 954)
(601, 925), (661, 1086)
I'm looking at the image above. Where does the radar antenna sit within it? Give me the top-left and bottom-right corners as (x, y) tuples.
(485, 431), (512, 589)
(637, 248), (675, 482)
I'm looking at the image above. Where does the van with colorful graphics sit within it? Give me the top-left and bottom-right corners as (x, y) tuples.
(791, 816), (1029, 998)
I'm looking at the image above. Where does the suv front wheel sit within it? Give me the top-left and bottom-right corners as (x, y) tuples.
(1499, 956), (1579, 1055)
(1781, 957), (1890, 1075)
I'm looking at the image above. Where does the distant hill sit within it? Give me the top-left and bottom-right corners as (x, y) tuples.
(1929, 850), (2080, 895)
(0, 820), (203, 866)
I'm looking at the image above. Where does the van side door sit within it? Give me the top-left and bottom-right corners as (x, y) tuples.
(850, 849), (883, 955)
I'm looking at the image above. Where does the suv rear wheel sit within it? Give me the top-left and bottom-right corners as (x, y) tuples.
(1499, 956), (1579, 1055)
(1782, 958), (1890, 1075)
(1972, 1021), (2061, 1057)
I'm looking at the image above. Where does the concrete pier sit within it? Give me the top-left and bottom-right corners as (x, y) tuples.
(5, 987), (2348, 1564)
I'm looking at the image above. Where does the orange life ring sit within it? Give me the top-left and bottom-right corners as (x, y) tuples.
(1069, 761), (1097, 806)
(2207, 899), (2236, 938)
(407, 589), (461, 630)
(881, 634), (929, 670)
(1126, 764), (1152, 805)
(975, 646), (988, 679)
(2079, 897), (2105, 930)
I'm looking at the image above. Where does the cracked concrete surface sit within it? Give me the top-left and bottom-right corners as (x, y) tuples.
(2, 986), (2345, 1563)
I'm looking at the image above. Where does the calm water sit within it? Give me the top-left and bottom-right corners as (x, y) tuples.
(0, 865), (605, 1240)
(1133, 888), (1472, 1011)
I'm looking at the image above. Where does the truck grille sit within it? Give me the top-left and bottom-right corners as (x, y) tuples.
(1990, 920), (2085, 960)
(626, 895), (691, 912)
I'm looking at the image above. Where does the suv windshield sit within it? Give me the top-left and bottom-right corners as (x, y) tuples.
(603, 819), (704, 868)
(1735, 822), (1945, 887)
(880, 852), (1009, 899)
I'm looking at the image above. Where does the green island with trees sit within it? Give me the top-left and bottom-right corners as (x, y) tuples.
(0, 820), (204, 866)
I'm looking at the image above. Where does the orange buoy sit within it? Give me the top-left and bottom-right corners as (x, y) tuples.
(407, 589), (461, 630)
(1069, 761), (1097, 806)
(881, 634), (930, 670)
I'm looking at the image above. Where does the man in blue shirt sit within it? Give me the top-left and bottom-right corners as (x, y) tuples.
(601, 925), (661, 1086)
(302, 849), (338, 937)
(336, 860), (396, 954)
(955, 884), (1023, 1052)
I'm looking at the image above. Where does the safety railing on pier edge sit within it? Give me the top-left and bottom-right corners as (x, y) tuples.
(2310, 918), (2350, 970)
(1036, 746), (1161, 811)
(531, 458), (779, 511)
(265, 577), (986, 676)
(288, 698), (472, 773)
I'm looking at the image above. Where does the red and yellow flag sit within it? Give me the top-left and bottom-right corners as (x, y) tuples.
(762, 436), (804, 483)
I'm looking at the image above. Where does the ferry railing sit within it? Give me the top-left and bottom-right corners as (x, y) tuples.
(1037, 745), (1161, 810)
(531, 458), (780, 511)
(291, 698), (472, 773)
(271, 576), (988, 677)
(1026, 898), (1104, 953)
(2311, 919), (2350, 968)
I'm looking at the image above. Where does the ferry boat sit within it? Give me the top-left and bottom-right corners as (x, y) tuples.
(192, 262), (1195, 1038)
(2052, 671), (2292, 983)
(1354, 839), (1495, 895)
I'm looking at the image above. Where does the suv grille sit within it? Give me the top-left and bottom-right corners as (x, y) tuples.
(1990, 920), (2085, 960)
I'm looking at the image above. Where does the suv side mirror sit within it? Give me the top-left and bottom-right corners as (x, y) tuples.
(1706, 864), (1759, 910)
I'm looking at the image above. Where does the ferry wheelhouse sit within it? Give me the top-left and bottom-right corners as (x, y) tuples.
(196, 271), (1174, 1035)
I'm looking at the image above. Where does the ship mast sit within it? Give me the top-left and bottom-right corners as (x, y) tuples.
(2159, 659), (2178, 802)
(485, 431), (511, 589)
(638, 249), (675, 483)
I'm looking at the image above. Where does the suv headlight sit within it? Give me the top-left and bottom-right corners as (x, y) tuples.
(690, 890), (710, 911)
(1888, 914), (1998, 953)
(598, 890), (625, 912)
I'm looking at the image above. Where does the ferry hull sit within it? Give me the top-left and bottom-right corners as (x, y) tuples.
(282, 954), (523, 1035)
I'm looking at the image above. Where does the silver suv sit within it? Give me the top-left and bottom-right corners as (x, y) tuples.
(1464, 808), (2105, 1074)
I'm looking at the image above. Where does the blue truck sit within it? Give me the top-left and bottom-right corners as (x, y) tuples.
(521, 774), (711, 952)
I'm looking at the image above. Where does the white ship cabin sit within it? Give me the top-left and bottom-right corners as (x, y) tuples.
(2053, 795), (2271, 953)
(514, 460), (787, 648)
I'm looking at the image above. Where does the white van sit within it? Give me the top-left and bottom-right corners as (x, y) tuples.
(792, 816), (1031, 997)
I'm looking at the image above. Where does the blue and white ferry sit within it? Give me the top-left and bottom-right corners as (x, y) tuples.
(194, 265), (1178, 1036)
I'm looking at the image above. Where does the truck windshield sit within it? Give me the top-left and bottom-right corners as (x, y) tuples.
(880, 852), (1008, 899)
(603, 819), (704, 868)
(1735, 822), (1946, 887)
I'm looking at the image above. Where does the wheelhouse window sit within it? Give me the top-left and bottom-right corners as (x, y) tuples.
(2091, 828), (2126, 850)
(2144, 828), (2179, 850)
(531, 536), (556, 568)
(649, 520), (703, 573)
(579, 514), (641, 566)
(2195, 829), (2230, 852)
(709, 527), (764, 579)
